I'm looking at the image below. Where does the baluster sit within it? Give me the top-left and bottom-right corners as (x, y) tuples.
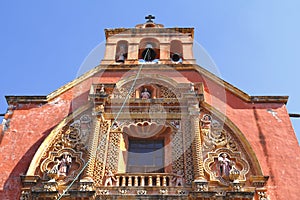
(148, 176), (153, 186)
(156, 175), (161, 186)
(167, 175), (172, 186)
(121, 176), (126, 186)
(162, 176), (167, 187)
(134, 176), (139, 186)
(141, 176), (145, 186)
(128, 176), (132, 186)
(116, 176), (120, 186)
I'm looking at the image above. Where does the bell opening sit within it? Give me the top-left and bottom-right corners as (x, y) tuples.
(142, 48), (157, 61)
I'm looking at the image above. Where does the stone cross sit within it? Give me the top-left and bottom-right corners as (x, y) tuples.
(145, 15), (155, 22)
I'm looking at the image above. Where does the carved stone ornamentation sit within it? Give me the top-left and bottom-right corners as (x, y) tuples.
(182, 119), (194, 184)
(40, 149), (85, 185)
(123, 121), (170, 138)
(201, 115), (239, 154)
(42, 181), (58, 191)
(203, 148), (249, 186)
(92, 120), (111, 187)
(193, 180), (209, 192)
(79, 181), (94, 191)
(20, 190), (30, 200)
(119, 188), (129, 195)
(257, 191), (269, 200)
(106, 132), (121, 173)
(171, 130), (184, 177)
(159, 188), (168, 194)
(136, 189), (147, 195)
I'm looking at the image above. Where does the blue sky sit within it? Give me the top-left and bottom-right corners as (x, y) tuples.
(0, 0), (299, 142)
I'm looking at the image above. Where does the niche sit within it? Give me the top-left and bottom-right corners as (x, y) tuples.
(170, 40), (183, 62)
(138, 38), (160, 62)
(115, 40), (128, 63)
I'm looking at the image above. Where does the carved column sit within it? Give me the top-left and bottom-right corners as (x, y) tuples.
(188, 104), (205, 180)
(84, 116), (102, 178)
(187, 100), (208, 193)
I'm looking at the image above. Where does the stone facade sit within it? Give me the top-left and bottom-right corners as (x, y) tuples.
(0, 18), (299, 200)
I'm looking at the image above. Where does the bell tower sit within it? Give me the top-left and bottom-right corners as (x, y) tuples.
(101, 15), (196, 65)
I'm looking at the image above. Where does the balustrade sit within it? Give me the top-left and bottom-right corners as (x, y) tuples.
(114, 173), (174, 187)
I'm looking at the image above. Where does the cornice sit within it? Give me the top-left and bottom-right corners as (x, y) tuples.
(5, 64), (288, 105)
(105, 27), (194, 39)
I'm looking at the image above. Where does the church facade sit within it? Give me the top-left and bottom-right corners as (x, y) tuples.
(0, 17), (299, 200)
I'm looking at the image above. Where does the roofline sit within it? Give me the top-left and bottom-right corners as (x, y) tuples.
(4, 64), (288, 105)
(5, 96), (47, 104)
(105, 27), (194, 39)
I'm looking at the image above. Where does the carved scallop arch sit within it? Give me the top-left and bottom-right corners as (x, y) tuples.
(200, 102), (264, 178)
(26, 104), (93, 177)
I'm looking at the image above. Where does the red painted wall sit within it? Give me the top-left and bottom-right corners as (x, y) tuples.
(0, 69), (299, 199)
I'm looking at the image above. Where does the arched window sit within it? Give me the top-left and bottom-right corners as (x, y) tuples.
(170, 40), (183, 62)
(138, 38), (160, 62)
(115, 40), (128, 63)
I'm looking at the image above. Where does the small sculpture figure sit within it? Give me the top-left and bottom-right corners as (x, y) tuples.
(218, 153), (233, 178)
(174, 120), (180, 129)
(49, 159), (60, 174)
(140, 88), (151, 99)
(190, 83), (195, 93)
(99, 84), (108, 97)
(57, 153), (72, 176)
(229, 165), (240, 182)
(104, 170), (116, 186)
(94, 104), (105, 121)
(201, 114), (212, 129)
(172, 170), (184, 186)
(112, 121), (119, 129)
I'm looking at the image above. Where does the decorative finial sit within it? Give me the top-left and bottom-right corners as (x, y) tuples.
(145, 14), (155, 23)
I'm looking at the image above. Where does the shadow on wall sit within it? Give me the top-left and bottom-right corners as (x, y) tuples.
(0, 126), (55, 199)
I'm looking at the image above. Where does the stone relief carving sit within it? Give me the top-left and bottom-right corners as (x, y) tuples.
(52, 114), (92, 153)
(203, 148), (249, 186)
(201, 114), (239, 154)
(104, 169), (117, 186)
(40, 148), (85, 184)
(37, 114), (92, 185)
(172, 170), (184, 187)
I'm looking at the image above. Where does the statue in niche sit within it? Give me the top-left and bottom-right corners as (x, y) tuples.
(104, 169), (116, 186)
(217, 153), (234, 179)
(172, 170), (184, 186)
(59, 153), (72, 176)
(47, 153), (72, 181)
(190, 83), (195, 93)
(97, 84), (108, 97)
(51, 153), (72, 177)
(140, 88), (151, 99)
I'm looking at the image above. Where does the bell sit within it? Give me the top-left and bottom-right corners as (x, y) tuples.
(171, 53), (181, 62)
(142, 48), (156, 61)
(116, 53), (125, 63)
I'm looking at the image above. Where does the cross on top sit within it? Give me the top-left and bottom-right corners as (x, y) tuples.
(145, 14), (155, 22)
